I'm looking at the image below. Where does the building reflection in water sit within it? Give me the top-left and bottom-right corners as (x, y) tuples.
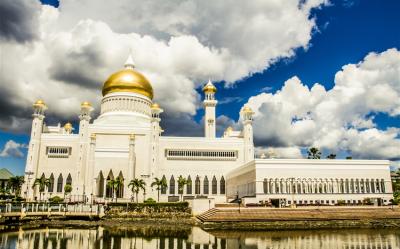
(0, 226), (399, 249)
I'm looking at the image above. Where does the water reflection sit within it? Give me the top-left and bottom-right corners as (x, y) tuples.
(1, 225), (400, 249)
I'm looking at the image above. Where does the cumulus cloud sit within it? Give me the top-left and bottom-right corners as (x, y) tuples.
(0, 140), (27, 158)
(0, 0), (41, 42)
(0, 0), (327, 133)
(255, 146), (303, 159)
(245, 48), (400, 160)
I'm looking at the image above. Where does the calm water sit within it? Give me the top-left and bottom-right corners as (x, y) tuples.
(0, 225), (399, 249)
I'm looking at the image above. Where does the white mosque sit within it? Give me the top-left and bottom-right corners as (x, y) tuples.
(23, 55), (393, 206)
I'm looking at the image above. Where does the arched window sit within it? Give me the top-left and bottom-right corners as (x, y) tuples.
(57, 174), (63, 192)
(195, 176), (201, 195)
(220, 176), (226, 195)
(169, 175), (175, 195)
(371, 179), (375, 193)
(360, 179), (365, 193)
(340, 179), (344, 193)
(275, 179), (280, 193)
(203, 176), (209, 195)
(98, 171), (104, 197)
(381, 179), (385, 193)
(212, 176), (217, 195)
(345, 179), (350, 193)
(116, 171), (124, 198)
(48, 174), (54, 193)
(350, 179), (354, 193)
(105, 170), (114, 198)
(263, 179), (268, 194)
(66, 173), (72, 186)
(365, 179), (370, 193)
(376, 179), (380, 193)
(186, 176), (192, 195)
(161, 175), (167, 194)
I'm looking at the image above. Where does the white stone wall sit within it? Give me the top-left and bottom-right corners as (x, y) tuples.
(227, 159), (393, 205)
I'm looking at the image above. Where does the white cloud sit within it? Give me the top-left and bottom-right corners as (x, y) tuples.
(256, 146), (303, 159)
(0, 0), (328, 133)
(245, 48), (400, 160)
(0, 140), (27, 158)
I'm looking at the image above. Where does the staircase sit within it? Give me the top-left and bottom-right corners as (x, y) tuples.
(196, 208), (219, 222)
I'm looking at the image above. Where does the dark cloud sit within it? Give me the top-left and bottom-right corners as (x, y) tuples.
(160, 113), (203, 137)
(49, 45), (108, 89)
(0, 0), (40, 43)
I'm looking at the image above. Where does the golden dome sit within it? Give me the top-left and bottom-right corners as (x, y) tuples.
(81, 101), (92, 107)
(33, 99), (46, 107)
(102, 56), (153, 99)
(151, 103), (160, 109)
(202, 79), (217, 93)
(242, 106), (253, 113)
(64, 122), (72, 130)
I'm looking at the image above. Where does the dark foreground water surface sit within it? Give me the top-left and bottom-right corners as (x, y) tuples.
(0, 225), (399, 249)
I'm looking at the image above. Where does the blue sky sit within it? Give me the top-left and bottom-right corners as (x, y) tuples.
(0, 0), (399, 175)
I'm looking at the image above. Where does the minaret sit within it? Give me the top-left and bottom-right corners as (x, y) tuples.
(25, 100), (47, 200)
(77, 101), (93, 198)
(203, 79), (217, 138)
(241, 106), (255, 162)
(150, 103), (163, 175)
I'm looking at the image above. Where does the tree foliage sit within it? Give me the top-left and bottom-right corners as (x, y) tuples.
(307, 147), (321, 159)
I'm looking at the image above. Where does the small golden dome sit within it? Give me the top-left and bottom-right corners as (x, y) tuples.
(202, 79), (217, 93)
(33, 99), (46, 107)
(64, 122), (72, 130)
(81, 101), (92, 107)
(226, 126), (233, 132)
(102, 56), (153, 99)
(242, 106), (253, 113)
(151, 103), (160, 109)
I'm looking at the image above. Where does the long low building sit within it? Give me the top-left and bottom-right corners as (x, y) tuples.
(227, 159), (393, 206)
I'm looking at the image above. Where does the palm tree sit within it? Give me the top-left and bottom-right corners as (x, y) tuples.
(0, 186), (10, 197)
(151, 177), (167, 202)
(106, 179), (119, 202)
(128, 178), (146, 203)
(113, 177), (124, 202)
(307, 147), (321, 159)
(326, 154), (336, 159)
(177, 176), (187, 202)
(33, 177), (50, 202)
(8, 176), (25, 197)
(64, 184), (73, 202)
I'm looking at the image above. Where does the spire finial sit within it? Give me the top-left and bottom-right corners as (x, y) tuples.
(124, 53), (135, 69)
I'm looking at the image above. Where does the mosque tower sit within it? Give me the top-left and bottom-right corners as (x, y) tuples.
(25, 100), (47, 200)
(202, 79), (217, 138)
(241, 106), (255, 162)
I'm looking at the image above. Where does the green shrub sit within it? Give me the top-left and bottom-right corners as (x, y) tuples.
(13, 196), (25, 202)
(336, 200), (346, 206)
(144, 198), (156, 204)
(105, 202), (190, 214)
(363, 198), (373, 205)
(49, 196), (64, 203)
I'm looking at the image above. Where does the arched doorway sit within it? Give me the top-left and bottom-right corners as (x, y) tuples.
(105, 170), (114, 198)
(97, 171), (104, 197)
(116, 171), (124, 198)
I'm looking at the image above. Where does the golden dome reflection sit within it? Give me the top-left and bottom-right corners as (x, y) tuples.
(64, 122), (72, 130)
(102, 56), (153, 99)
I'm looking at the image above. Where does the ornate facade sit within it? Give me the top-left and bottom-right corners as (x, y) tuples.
(23, 55), (393, 205)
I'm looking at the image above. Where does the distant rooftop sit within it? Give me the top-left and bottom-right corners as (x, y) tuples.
(0, 168), (14, 180)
